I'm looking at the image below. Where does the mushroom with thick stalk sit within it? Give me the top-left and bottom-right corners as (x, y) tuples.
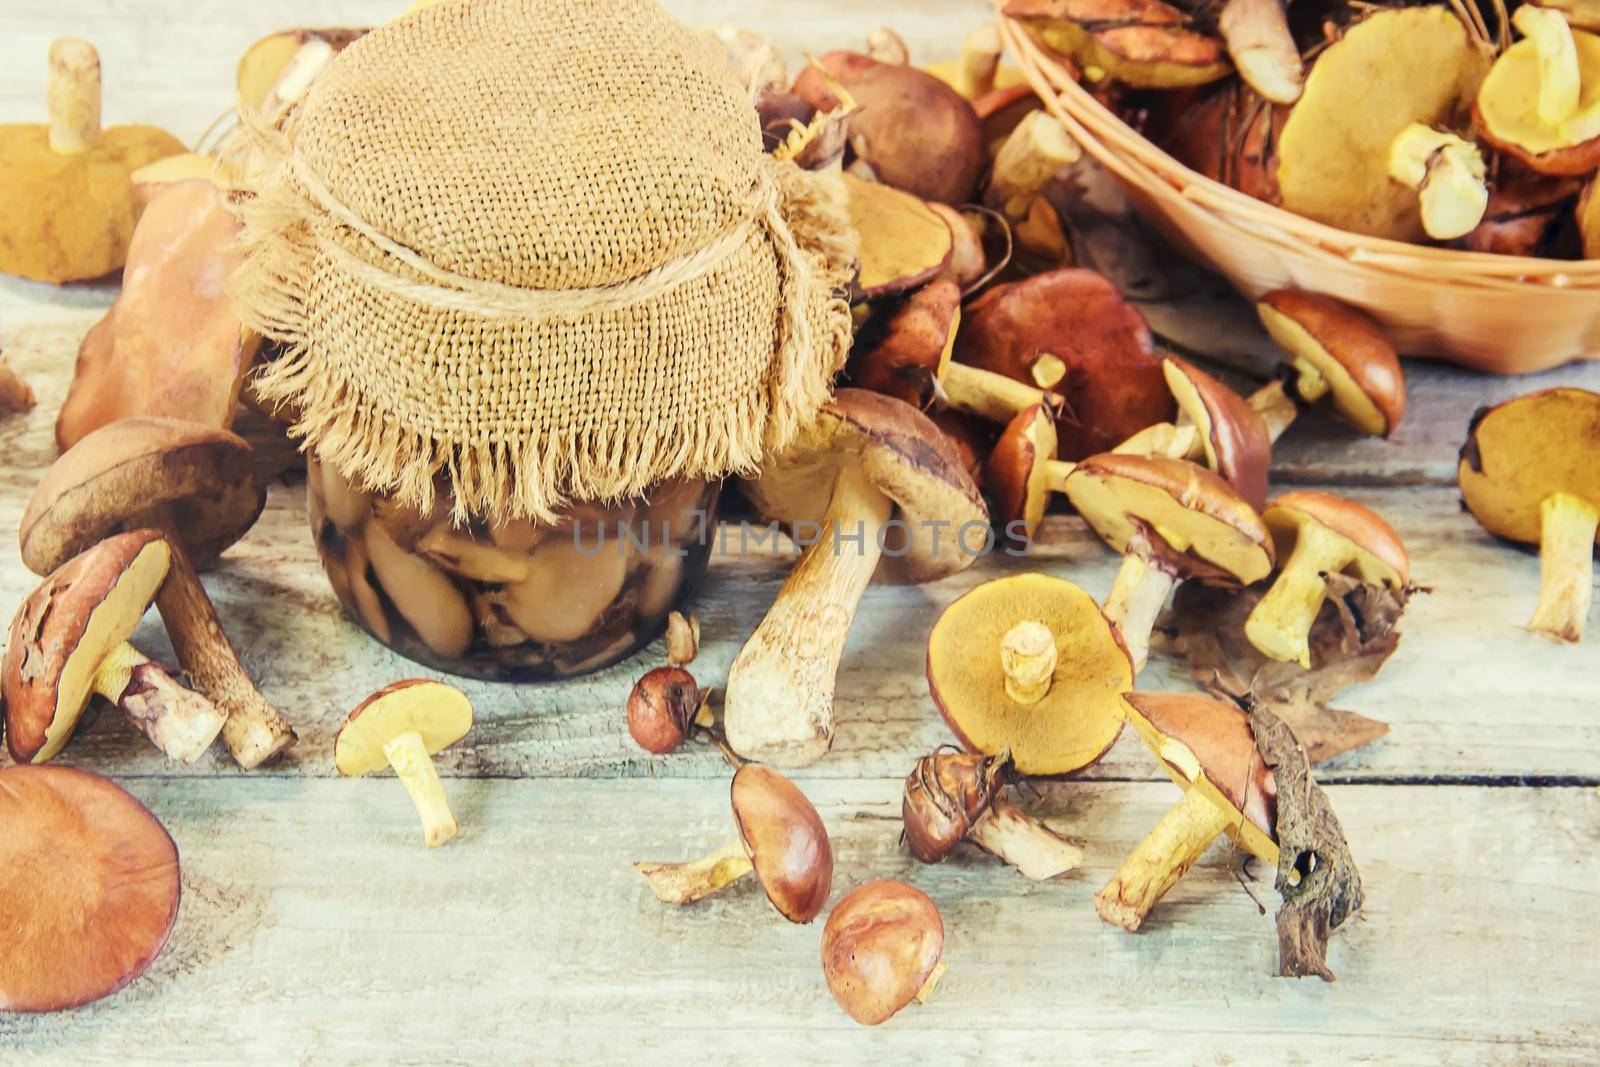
(20, 416), (296, 768)
(335, 680), (474, 848)
(1064, 455), (1275, 671)
(1386, 124), (1490, 241)
(1244, 492), (1410, 667)
(903, 748), (1085, 880)
(1251, 289), (1406, 442)
(1004, 0), (1232, 89)
(986, 110), (1081, 269)
(1476, 6), (1600, 175)
(1097, 691), (1278, 932)
(927, 573), (1133, 775)
(4, 530), (227, 764)
(725, 390), (986, 766)
(821, 880), (946, 1026)
(845, 174), (955, 299)
(0, 765), (180, 1012)
(635, 764), (833, 922)
(1458, 388), (1600, 643)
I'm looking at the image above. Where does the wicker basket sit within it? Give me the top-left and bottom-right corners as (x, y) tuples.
(1000, 14), (1600, 374)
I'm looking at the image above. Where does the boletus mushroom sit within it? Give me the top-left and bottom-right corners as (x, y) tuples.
(1217, 0), (1302, 105)
(821, 880), (945, 1026)
(1252, 289), (1406, 442)
(903, 748), (1085, 880)
(626, 666), (711, 755)
(927, 574), (1133, 775)
(4, 530), (226, 764)
(1064, 455), (1275, 671)
(0, 765), (180, 1012)
(1004, 0), (1232, 89)
(335, 680), (474, 848)
(1476, 6), (1600, 175)
(845, 174), (955, 299)
(635, 764), (833, 922)
(1244, 492), (1411, 667)
(725, 390), (986, 766)
(20, 416), (296, 768)
(1459, 387), (1600, 642)
(0, 39), (184, 282)
(1097, 691), (1277, 932)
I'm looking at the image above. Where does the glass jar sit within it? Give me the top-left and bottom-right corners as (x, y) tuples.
(307, 458), (719, 680)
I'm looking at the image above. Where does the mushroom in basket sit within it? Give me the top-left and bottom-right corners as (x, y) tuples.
(822, 880), (946, 1026)
(335, 680), (474, 848)
(1003, 0), (1232, 90)
(1476, 5), (1600, 175)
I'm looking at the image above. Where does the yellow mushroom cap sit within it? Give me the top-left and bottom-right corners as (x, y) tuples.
(334, 680), (474, 776)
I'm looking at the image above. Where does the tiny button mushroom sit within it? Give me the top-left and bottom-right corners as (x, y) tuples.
(0, 765), (181, 1012)
(821, 880), (946, 1026)
(1476, 6), (1600, 175)
(1459, 388), (1600, 643)
(1386, 124), (1490, 240)
(1097, 692), (1278, 932)
(335, 680), (474, 848)
(626, 666), (710, 755)
(1252, 290), (1406, 441)
(1245, 492), (1411, 667)
(635, 764), (834, 923)
(3, 530), (226, 764)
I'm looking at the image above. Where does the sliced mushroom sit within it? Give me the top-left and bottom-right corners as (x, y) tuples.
(1252, 290), (1406, 441)
(363, 522), (475, 659)
(335, 680), (474, 848)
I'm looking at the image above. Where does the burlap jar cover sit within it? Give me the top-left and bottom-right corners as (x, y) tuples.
(232, 0), (856, 524)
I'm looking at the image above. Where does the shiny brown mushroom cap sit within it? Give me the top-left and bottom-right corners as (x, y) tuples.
(1162, 356), (1271, 510)
(0, 765), (181, 1012)
(1256, 290), (1405, 437)
(741, 389), (988, 584)
(902, 749), (1007, 863)
(730, 764), (834, 924)
(821, 879), (945, 1026)
(1266, 490), (1411, 587)
(3, 530), (171, 764)
(984, 403), (1056, 536)
(1458, 387), (1600, 546)
(20, 415), (264, 575)
(1064, 453), (1275, 583)
(853, 279), (963, 409)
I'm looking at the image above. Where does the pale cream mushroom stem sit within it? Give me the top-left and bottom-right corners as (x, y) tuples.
(1529, 491), (1599, 642)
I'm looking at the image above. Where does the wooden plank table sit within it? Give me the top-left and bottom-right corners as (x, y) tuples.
(2, 2), (1598, 1062)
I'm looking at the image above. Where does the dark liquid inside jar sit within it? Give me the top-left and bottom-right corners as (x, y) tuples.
(307, 458), (719, 680)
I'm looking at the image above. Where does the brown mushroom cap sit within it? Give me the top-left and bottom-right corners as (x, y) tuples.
(955, 270), (1174, 459)
(20, 416), (264, 576)
(985, 403), (1056, 538)
(853, 279), (962, 408)
(845, 174), (954, 299)
(1004, 0), (1232, 90)
(730, 764), (833, 924)
(1064, 454), (1275, 583)
(1475, 23), (1600, 176)
(1265, 491), (1411, 587)
(928, 574), (1133, 775)
(821, 879), (944, 1026)
(1256, 290), (1405, 438)
(1458, 387), (1600, 545)
(334, 679), (474, 777)
(3, 530), (170, 764)
(902, 749), (1007, 863)
(0, 765), (180, 1012)
(1162, 356), (1271, 510)
(741, 389), (987, 584)
(826, 60), (986, 204)
(1123, 691), (1278, 860)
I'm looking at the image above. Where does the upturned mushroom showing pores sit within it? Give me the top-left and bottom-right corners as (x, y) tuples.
(335, 680), (474, 848)
(4, 530), (226, 764)
(845, 174), (956, 299)
(1245, 493), (1410, 668)
(1064, 455), (1274, 672)
(1477, 6), (1600, 175)
(1097, 692), (1278, 933)
(0, 765), (180, 1012)
(635, 764), (834, 923)
(1459, 388), (1600, 643)
(821, 880), (946, 1026)
(1252, 290), (1406, 442)
(725, 390), (986, 767)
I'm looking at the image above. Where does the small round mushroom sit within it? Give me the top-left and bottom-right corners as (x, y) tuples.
(3, 529), (226, 764)
(626, 666), (709, 755)
(1476, 7), (1600, 176)
(1097, 692), (1278, 932)
(1252, 290), (1406, 442)
(634, 764), (833, 923)
(845, 174), (956, 300)
(927, 574), (1133, 775)
(21, 416), (296, 768)
(903, 748), (1085, 880)
(821, 880), (946, 1026)
(0, 765), (180, 1012)
(1064, 455), (1275, 672)
(725, 390), (986, 767)
(334, 680), (474, 848)
(1459, 388), (1600, 643)
(1244, 492), (1411, 667)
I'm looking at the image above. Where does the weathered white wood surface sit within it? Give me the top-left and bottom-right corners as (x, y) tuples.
(2, 1), (1599, 1063)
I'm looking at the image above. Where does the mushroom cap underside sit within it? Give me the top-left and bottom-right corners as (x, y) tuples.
(1256, 289), (1405, 437)
(1265, 490), (1411, 587)
(1458, 387), (1600, 544)
(1476, 27), (1600, 174)
(845, 173), (954, 298)
(334, 679), (474, 777)
(1162, 356), (1271, 510)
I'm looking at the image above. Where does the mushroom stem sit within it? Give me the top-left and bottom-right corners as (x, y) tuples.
(940, 362), (1055, 422)
(957, 22), (1003, 98)
(1516, 5), (1581, 126)
(1244, 519), (1357, 667)
(724, 465), (891, 766)
(914, 960), (949, 1005)
(999, 620), (1057, 705)
(1387, 124), (1489, 240)
(1528, 491), (1599, 643)
(138, 509), (298, 768)
(1111, 421), (1203, 462)
(382, 728), (459, 848)
(633, 837), (754, 904)
(1102, 550), (1179, 672)
(1247, 380), (1299, 442)
(1095, 787), (1232, 932)
(46, 39), (100, 154)
(93, 643), (227, 763)
(1042, 458), (1076, 494)
(1218, 0), (1304, 105)
(968, 794), (1085, 880)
